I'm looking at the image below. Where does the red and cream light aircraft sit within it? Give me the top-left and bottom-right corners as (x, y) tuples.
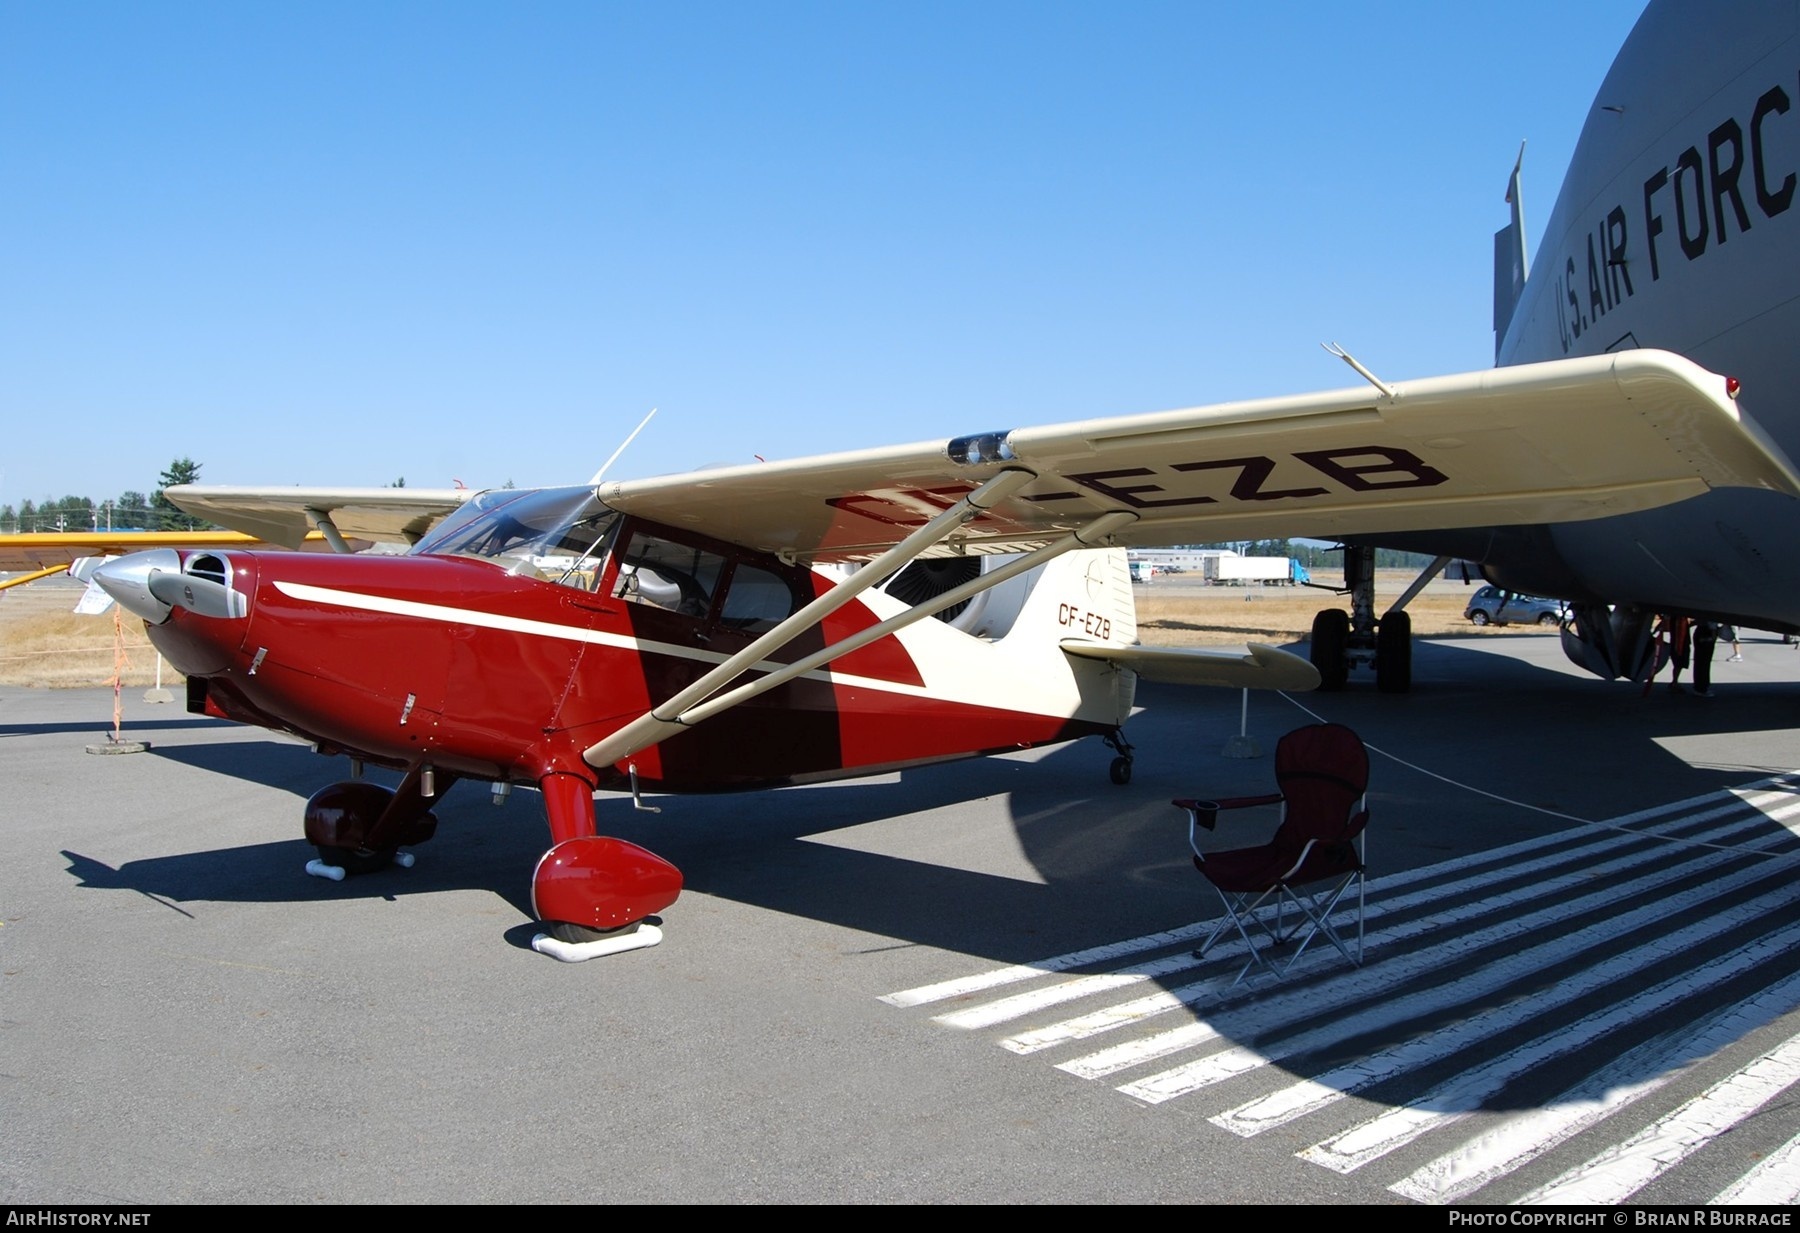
(77, 355), (1797, 958)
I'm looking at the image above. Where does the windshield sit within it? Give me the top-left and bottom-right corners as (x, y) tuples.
(411, 486), (621, 589)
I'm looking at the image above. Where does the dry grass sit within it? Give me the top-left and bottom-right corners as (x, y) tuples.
(0, 581), (179, 689)
(1133, 571), (1553, 647)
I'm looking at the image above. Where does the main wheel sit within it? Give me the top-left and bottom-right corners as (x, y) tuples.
(1469, 610), (1491, 626)
(545, 919), (643, 945)
(1376, 610), (1412, 694)
(305, 781), (402, 876)
(1311, 609), (1350, 691)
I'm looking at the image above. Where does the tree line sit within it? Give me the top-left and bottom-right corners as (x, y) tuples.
(1, 458), (209, 534)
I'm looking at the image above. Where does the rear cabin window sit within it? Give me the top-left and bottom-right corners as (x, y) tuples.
(719, 562), (800, 633)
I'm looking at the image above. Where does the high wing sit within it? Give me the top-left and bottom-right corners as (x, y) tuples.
(162, 486), (474, 549)
(594, 350), (1800, 561)
(161, 352), (1800, 565)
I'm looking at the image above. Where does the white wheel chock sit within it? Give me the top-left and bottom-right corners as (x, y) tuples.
(304, 850), (413, 880)
(531, 923), (664, 962)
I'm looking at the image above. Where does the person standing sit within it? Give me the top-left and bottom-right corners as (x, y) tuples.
(1723, 624), (1742, 661)
(1693, 620), (1719, 696)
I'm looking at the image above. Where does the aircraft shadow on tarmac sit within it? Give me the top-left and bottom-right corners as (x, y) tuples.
(0, 716), (224, 739)
(61, 638), (1800, 948)
(57, 638), (1800, 1115)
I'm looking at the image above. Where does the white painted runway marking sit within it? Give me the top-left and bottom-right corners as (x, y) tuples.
(1713, 1127), (1800, 1205)
(881, 775), (1800, 1204)
(1388, 971), (1800, 1204)
(1516, 1029), (1800, 1205)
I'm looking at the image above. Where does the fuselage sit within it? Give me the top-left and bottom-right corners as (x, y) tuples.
(138, 489), (1131, 795)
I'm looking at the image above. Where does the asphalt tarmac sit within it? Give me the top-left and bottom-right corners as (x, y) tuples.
(5, 631), (1800, 1204)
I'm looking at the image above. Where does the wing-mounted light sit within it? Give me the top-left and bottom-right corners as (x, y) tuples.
(946, 430), (1016, 466)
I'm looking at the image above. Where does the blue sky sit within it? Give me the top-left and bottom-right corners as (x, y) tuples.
(1, 1), (1648, 509)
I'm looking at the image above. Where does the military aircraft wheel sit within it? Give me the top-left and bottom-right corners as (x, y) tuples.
(1310, 609), (1351, 691)
(316, 845), (395, 875)
(1109, 756), (1133, 785)
(1376, 610), (1412, 695)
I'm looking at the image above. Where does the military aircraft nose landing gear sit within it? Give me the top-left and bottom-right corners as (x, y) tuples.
(1308, 546), (1441, 693)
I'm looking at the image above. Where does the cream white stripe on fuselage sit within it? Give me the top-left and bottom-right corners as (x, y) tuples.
(271, 578), (945, 703)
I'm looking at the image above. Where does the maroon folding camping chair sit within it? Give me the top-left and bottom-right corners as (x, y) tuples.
(1173, 723), (1369, 984)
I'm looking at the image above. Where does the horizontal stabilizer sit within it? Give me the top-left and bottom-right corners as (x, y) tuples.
(1060, 640), (1320, 692)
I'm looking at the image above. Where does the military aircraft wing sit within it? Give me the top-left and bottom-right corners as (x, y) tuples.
(163, 486), (474, 549)
(596, 350), (1800, 562)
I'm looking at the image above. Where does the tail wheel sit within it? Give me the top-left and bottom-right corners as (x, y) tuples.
(1376, 610), (1412, 694)
(1311, 609), (1351, 692)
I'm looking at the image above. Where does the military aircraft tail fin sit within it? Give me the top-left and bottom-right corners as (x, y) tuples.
(1494, 141), (1530, 360)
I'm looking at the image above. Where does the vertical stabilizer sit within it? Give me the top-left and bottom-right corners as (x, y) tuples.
(1002, 547), (1137, 649)
(1493, 143), (1529, 361)
(994, 546), (1138, 726)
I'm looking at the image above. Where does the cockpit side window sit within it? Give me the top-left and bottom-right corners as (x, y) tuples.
(611, 531), (727, 619)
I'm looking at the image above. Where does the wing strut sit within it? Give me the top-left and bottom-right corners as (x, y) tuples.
(0, 564), (73, 593)
(582, 468), (1108, 769)
(303, 507), (354, 554)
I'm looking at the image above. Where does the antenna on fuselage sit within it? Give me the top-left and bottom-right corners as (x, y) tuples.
(589, 408), (658, 485)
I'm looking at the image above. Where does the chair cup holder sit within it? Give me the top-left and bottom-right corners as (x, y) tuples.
(1191, 801), (1219, 831)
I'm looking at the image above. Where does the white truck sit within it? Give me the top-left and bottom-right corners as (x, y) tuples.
(1203, 555), (1306, 585)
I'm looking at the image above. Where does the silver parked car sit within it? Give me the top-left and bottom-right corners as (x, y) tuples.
(1464, 585), (1564, 627)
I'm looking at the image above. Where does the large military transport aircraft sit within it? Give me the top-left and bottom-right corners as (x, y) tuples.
(1311, 0), (1800, 690)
